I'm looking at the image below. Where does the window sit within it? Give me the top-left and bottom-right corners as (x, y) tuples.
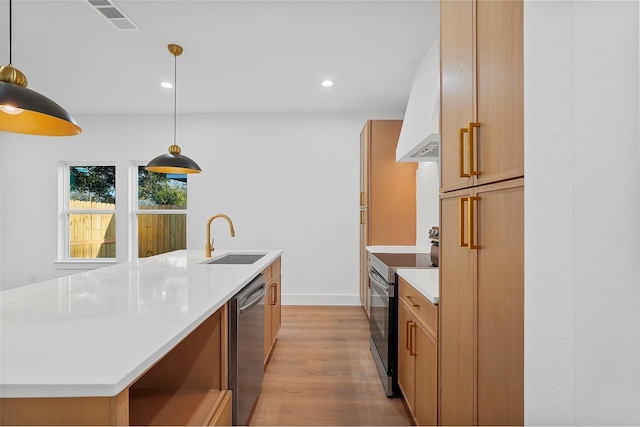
(57, 162), (189, 268)
(63, 164), (117, 259)
(135, 165), (187, 258)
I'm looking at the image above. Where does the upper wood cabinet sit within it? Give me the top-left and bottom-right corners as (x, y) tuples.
(440, 0), (474, 192)
(363, 120), (417, 245)
(359, 120), (417, 316)
(440, 0), (524, 192)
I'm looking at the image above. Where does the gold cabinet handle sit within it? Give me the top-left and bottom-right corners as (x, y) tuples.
(360, 192), (366, 207)
(460, 196), (481, 249)
(409, 323), (417, 356)
(469, 122), (481, 176)
(270, 284), (276, 305)
(405, 320), (412, 350)
(459, 197), (468, 247)
(459, 127), (470, 177)
(405, 295), (420, 308)
(360, 210), (365, 225)
(468, 196), (481, 249)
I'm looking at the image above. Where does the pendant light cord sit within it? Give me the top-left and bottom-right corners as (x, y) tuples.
(173, 51), (177, 145)
(8, 0), (12, 64)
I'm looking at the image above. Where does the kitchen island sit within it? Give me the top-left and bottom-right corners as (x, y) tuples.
(0, 249), (283, 426)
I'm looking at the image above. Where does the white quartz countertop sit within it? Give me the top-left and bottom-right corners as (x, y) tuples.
(0, 249), (282, 398)
(396, 268), (439, 305)
(366, 245), (429, 254)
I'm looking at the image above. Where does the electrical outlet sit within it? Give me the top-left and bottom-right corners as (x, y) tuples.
(29, 273), (37, 283)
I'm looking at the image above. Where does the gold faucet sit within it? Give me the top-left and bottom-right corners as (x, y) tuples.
(206, 214), (236, 257)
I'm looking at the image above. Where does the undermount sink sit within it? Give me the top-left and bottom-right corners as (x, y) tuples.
(202, 253), (266, 265)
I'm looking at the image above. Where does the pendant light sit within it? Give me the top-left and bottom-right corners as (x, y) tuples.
(0, 0), (81, 136)
(146, 44), (202, 174)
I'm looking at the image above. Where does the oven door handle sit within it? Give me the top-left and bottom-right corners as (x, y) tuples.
(369, 269), (394, 298)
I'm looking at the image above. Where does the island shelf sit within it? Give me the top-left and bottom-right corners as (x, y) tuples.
(1, 304), (231, 426)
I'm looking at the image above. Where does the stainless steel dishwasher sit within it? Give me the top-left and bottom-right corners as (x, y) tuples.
(229, 274), (266, 426)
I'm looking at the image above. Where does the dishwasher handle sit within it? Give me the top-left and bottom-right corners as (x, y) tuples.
(239, 284), (266, 314)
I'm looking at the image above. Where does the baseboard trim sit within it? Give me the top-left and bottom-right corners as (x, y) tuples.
(281, 294), (360, 306)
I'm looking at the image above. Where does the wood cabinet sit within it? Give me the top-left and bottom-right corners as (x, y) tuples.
(359, 120), (417, 316)
(438, 191), (475, 426)
(440, 0), (523, 193)
(397, 278), (438, 426)
(398, 300), (416, 411)
(360, 122), (370, 314)
(208, 392), (232, 426)
(439, 179), (524, 426)
(264, 257), (282, 365)
(1, 306), (232, 426)
(129, 307), (231, 426)
(439, 0), (524, 424)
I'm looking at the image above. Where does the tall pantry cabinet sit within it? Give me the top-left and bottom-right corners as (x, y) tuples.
(438, 0), (524, 426)
(359, 120), (417, 316)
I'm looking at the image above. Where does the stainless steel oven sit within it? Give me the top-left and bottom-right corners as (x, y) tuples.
(368, 263), (397, 397)
(368, 251), (435, 397)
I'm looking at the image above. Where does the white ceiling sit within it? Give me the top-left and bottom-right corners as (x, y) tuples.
(0, 0), (439, 115)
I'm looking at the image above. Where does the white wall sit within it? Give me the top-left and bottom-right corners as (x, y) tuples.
(0, 112), (401, 305)
(524, 1), (640, 425)
(416, 161), (439, 248)
(397, 29), (441, 247)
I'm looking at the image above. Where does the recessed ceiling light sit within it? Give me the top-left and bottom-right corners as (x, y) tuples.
(321, 80), (334, 87)
(160, 81), (173, 89)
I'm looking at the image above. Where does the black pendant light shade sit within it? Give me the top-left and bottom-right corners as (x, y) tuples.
(0, 0), (81, 136)
(0, 79), (81, 136)
(146, 144), (202, 174)
(146, 44), (201, 174)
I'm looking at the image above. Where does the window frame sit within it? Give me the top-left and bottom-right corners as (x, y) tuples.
(132, 161), (188, 260)
(56, 161), (119, 269)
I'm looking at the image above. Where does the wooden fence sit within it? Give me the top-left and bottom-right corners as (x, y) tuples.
(69, 201), (116, 258)
(69, 201), (187, 259)
(138, 207), (187, 258)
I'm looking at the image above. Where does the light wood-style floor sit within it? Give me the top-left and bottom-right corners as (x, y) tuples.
(250, 306), (412, 426)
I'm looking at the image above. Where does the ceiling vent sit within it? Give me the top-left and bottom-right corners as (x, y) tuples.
(86, 0), (141, 31)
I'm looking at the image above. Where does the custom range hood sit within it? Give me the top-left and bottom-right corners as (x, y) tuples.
(396, 36), (440, 163)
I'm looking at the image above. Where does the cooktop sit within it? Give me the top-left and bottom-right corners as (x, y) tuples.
(369, 252), (436, 283)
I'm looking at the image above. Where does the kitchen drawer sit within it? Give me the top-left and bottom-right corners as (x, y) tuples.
(399, 277), (438, 340)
